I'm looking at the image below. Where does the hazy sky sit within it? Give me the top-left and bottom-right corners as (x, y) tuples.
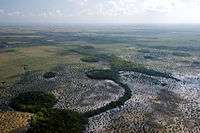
(0, 0), (200, 24)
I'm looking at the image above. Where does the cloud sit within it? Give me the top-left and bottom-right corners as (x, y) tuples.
(1, 0), (200, 23)
(79, 0), (138, 17)
(79, 0), (177, 17)
(38, 10), (64, 18)
(77, 0), (200, 23)
(143, 0), (176, 13)
(0, 9), (4, 14)
(7, 11), (21, 16)
(0, 10), (25, 18)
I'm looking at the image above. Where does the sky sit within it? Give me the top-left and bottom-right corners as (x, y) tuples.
(0, 0), (200, 24)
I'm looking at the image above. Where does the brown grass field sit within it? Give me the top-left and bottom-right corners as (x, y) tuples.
(0, 112), (32, 133)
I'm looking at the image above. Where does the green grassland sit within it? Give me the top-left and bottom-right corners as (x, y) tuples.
(0, 45), (82, 84)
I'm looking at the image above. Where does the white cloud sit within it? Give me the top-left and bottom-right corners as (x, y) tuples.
(79, 0), (177, 18)
(79, 0), (137, 17)
(55, 10), (64, 17)
(143, 0), (177, 13)
(1, 0), (200, 23)
(7, 11), (21, 16)
(0, 10), (25, 18)
(77, 0), (200, 23)
(38, 9), (64, 18)
(0, 9), (4, 14)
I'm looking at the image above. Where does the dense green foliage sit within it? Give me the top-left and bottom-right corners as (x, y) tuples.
(95, 54), (115, 62)
(69, 47), (97, 56)
(43, 72), (56, 79)
(10, 91), (87, 133)
(80, 56), (99, 62)
(110, 58), (144, 71)
(66, 45), (115, 63)
(10, 91), (57, 113)
(137, 49), (150, 53)
(28, 109), (87, 133)
(86, 69), (119, 81)
(172, 52), (191, 57)
(110, 57), (177, 79)
(2, 48), (17, 53)
(85, 69), (132, 117)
